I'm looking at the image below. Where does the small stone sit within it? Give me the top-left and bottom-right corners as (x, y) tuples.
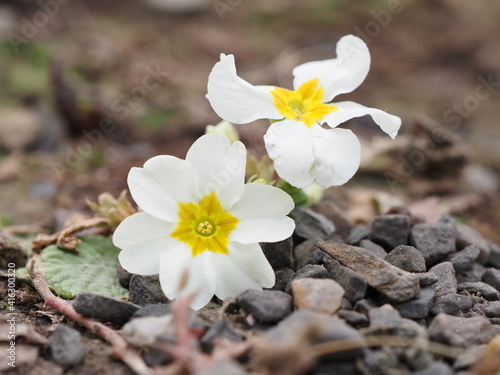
(482, 268), (500, 291)
(348, 225), (370, 245)
(456, 223), (491, 264)
(457, 282), (500, 300)
(117, 265), (133, 288)
(393, 288), (435, 319)
(484, 301), (500, 318)
(132, 304), (170, 319)
(50, 325), (85, 368)
(317, 241), (420, 302)
(411, 362), (453, 375)
(323, 256), (367, 303)
(200, 321), (243, 353)
(488, 242), (500, 268)
(236, 289), (293, 324)
(195, 359), (249, 375)
(312, 200), (352, 239)
(430, 294), (474, 316)
(416, 272), (438, 287)
(336, 310), (369, 328)
(370, 214), (410, 249)
(410, 223), (457, 266)
(456, 263), (486, 283)
(385, 245), (426, 273)
(446, 244), (480, 272)
(293, 264), (330, 279)
(360, 239), (388, 259)
(353, 299), (378, 315)
(129, 274), (169, 306)
(427, 262), (457, 298)
(293, 238), (321, 270)
(428, 314), (493, 347)
(292, 278), (344, 314)
(73, 292), (140, 327)
(272, 268), (295, 292)
(260, 236), (293, 269)
(367, 305), (425, 337)
(291, 207), (335, 240)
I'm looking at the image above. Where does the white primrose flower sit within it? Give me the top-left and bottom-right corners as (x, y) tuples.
(112, 134), (295, 310)
(207, 34), (402, 189)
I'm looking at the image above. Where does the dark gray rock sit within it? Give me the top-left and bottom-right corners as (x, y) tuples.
(117, 265), (133, 288)
(385, 245), (426, 273)
(427, 262), (457, 298)
(456, 263), (486, 283)
(290, 207), (335, 240)
(129, 274), (169, 306)
(293, 238), (321, 270)
(200, 321), (243, 353)
(312, 199), (352, 239)
(370, 214), (410, 249)
(456, 223), (491, 264)
(267, 310), (365, 361)
(446, 244), (480, 272)
(416, 272), (439, 287)
(410, 222), (457, 266)
(73, 292), (140, 327)
(482, 268), (500, 291)
(410, 362), (453, 375)
(488, 241), (500, 268)
(317, 241), (420, 302)
(337, 310), (369, 328)
(393, 288), (435, 319)
(430, 294), (474, 316)
(360, 239), (388, 259)
(428, 313), (493, 347)
(484, 301), (500, 318)
(457, 282), (500, 300)
(353, 299), (377, 315)
(272, 268), (295, 292)
(236, 289), (293, 324)
(285, 264), (330, 293)
(260, 236), (293, 269)
(143, 346), (171, 367)
(366, 305), (425, 337)
(132, 304), (170, 319)
(348, 224), (370, 245)
(322, 256), (367, 303)
(50, 325), (85, 368)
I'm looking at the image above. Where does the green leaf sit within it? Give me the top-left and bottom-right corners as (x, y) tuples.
(277, 180), (309, 208)
(40, 235), (128, 299)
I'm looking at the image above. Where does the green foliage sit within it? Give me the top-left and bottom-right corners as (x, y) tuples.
(277, 180), (309, 208)
(40, 235), (128, 299)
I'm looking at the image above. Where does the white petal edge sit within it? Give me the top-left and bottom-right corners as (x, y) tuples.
(207, 53), (282, 124)
(128, 155), (198, 222)
(213, 242), (275, 300)
(159, 248), (217, 310)
(264, 120), (315, 189)
(293, 35), (371, 102)
(186, 133), (246, 209)
(323, 101), (402, 139)
(311, 125), (361, 188)
(230, 217), (295, 244)
(113, 212), (174, 249)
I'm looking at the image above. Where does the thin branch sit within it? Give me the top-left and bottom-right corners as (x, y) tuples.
(27, 255), (151, 375)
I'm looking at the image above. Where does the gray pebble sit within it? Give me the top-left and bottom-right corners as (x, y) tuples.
(236, 289), (293, 324)
(50, 325), (85, 368)
(348, 225), (370, 245)
(430, 294), (474, 316)
(446, 244), (480, 272)
(482, 268), (500, 291)
(488, 241), (500, 268)
(272, 268), (295, 292)
(370, 214), (410, 249)
(427, 262), (457, 298)
(393, 288), (435, 319)
(456, 223), (491, 264)
(260, 236), (293, 269)
(360, 239), (388, 259)
(428, 313), (493, 347)
(291, 207), (335, 240)
(385, 245), (426, 273)
(129, 274), (169, 306)
(457, 282), (500, 300)
(410, 223), (457, 266)
(484, 301), (500, 318)
(323, 256), (367, 304)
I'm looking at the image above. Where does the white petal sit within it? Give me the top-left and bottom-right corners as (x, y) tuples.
(159, 249), (217, 310)
(310, 125), (361, 188)
(113, 212), (174, 249)
(118, 237), (182, 276)
(230, 217), (295, 244)
(230, 183), (295, 220)
(207, 53), (282, 123)
(264, 120), (315, 189)
(128, 155), (198, 222)
(293, 35), (370, 102)
(323, 101), (401, 139)
(213, 242), (275, 300)
(186, 134), (246, 208)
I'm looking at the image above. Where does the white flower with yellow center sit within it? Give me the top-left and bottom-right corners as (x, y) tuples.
(207, 34), (402, 188)
(112, 134), (295, 310)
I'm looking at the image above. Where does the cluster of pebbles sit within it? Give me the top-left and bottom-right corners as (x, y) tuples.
(54, 205), (500, 374)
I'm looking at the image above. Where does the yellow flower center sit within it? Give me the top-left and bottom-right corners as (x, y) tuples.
(270, 78), (338, 128)
(170, 192), (239, 257)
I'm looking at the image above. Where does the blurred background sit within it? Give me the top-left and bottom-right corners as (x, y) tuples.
(0, 0), (499, 240)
